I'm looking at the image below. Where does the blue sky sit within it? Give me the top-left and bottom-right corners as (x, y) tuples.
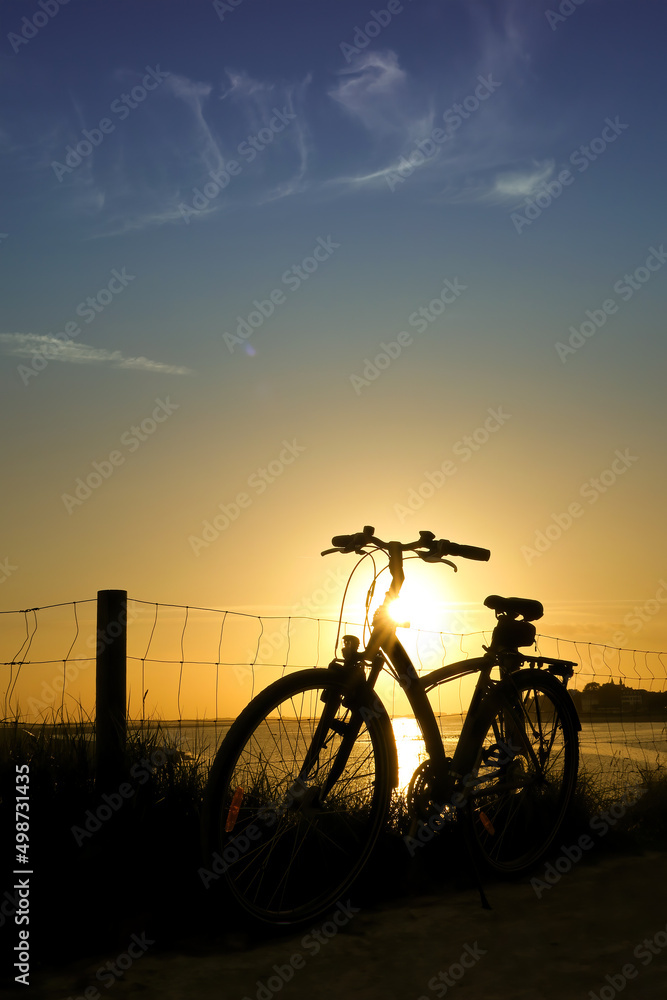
(2, 0), (667, 653)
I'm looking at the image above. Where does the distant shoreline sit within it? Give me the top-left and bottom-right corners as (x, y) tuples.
(3, 710), (666, 735)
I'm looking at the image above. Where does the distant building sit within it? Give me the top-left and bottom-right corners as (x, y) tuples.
(581, 691), (600, 713)
(621, 690), (643, 710)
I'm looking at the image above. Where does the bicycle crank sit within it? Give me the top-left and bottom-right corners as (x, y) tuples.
(407, 760), (456, 824)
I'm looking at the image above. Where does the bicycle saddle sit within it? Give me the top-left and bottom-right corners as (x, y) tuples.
(484, 594), (544, 622)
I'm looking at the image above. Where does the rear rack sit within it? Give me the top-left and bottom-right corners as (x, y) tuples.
(523, 656), (577, 680)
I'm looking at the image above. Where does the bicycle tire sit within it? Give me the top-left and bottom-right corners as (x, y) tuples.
(462, 668), (579, 875)
(202, 668), (393, 924)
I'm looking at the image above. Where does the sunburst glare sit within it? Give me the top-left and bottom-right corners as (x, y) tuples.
(385, 566), (453, 632)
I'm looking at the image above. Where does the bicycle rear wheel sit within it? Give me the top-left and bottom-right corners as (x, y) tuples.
(202, 668), (393, 924)
(464, 668), (579, 875)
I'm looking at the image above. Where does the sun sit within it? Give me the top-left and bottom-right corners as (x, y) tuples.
(337, 555), (455, 633)
(385, 567), (450, 631)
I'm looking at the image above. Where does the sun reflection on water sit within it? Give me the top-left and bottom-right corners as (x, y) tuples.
(390, 714), (467, 794)
(391, 716), (427, 793)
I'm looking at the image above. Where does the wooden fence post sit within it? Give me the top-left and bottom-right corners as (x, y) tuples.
(95, 589), (127, 790)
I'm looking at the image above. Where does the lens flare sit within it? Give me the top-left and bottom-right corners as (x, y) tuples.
(387, 597), (411, 625)
(385, 578), (448, 631)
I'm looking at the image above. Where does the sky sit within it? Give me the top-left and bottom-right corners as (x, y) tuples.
(2, 0), (667, 711)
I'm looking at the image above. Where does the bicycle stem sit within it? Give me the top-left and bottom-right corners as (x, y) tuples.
(386, 541), (405, 601)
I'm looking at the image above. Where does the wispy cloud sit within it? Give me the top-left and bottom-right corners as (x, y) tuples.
(0, 1), (579, 232)
(0, 334), (193, 375)
(81, 67), (311, 235)
(2, 57), (313, 238)
(220, 67), (312, 203)
(323, 47), (502, 198)
(491, 160), (555, 200)
(322, 2), (570, 206)
(328, 50), (430, 141)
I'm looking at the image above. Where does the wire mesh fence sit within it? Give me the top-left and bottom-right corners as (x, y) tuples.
(2, 597), (666, 795)
(1, 600), (98, 726)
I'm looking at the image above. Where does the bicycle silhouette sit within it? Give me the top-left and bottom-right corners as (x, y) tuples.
(203, 527), (580, 923)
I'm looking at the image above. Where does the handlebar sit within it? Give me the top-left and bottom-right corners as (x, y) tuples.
(445, 542), (491, 562)
(323, 526), (490, 565)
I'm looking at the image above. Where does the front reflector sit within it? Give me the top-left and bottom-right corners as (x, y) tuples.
(479, 810), (495, 836)
(225, 787), (244, 833)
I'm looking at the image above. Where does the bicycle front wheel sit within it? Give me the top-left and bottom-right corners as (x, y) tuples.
(464, 669), (579, 875)
(202, 669), (393, 924)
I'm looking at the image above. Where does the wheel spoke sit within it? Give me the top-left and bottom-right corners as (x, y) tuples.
(466, 671), (578, 874)
(204, 670), (390, 922)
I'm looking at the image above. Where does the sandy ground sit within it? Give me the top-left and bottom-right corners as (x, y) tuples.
(27, 850), (667, 1000)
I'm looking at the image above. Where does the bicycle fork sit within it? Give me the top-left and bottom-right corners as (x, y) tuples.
(290, 656), (383, 810)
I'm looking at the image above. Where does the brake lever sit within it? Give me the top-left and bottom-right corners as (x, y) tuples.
(320, 544), (372, 556)
(419, 551), (458, 571)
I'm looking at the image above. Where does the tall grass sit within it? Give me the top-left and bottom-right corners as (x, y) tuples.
(0, 712), (209, 974)
(2, 714), (667, 974)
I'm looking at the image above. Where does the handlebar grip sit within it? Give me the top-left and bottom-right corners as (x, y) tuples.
(332, 534), (354, 547)
(332, 526), (375, 549)
(449, 543), (491, 561)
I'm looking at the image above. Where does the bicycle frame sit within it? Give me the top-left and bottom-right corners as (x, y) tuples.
(353, 606), (496, 794)
(329, 545), (578, 803)
(203, 530), (582, 923)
